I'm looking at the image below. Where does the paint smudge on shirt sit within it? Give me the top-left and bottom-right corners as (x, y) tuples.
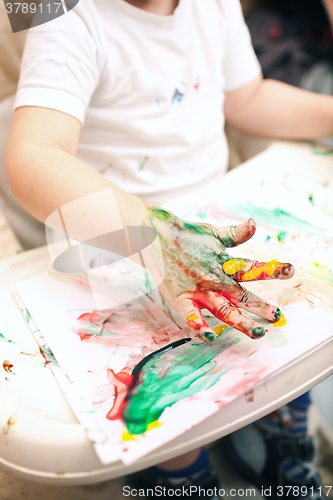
(172, 88), (183, 103)
(138, 155), (149, 171)
(193, 78), (200, 91)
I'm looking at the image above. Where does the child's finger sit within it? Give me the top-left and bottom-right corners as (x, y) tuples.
(194, 291), (265, 340)
(173, 297), (217, 343)
(215, 218), (256, 248)
(222, 257), (295, 281)
(220, 284), (281, 322)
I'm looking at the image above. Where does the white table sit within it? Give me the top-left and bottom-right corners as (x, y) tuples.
(0, 142), (332, 486)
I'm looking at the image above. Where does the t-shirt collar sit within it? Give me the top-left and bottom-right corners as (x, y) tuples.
(108, 0), (186, 32)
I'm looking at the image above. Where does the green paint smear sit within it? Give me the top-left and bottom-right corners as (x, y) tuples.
(40, 345), (58, 366)
(122, 333), (238, 434)
(308, 262), (333, 286)
(276, 231), (287, 242)
(196, 212), (208, 220)
(228, 203), (331, 238)
(138, 155), (149, 171)
(25, 309), (31, 323)
(0, 333), (15, 343)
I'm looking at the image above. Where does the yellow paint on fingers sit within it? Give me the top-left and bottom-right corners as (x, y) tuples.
(222, 259), (248, 275)
(241, 268), (261, 281)
(265, 259), (280, 276)
(241, 259), (282, 281)
(187, 314), (198, 322)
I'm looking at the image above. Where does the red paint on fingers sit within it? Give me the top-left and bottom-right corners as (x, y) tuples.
(192, 291), (265, 340)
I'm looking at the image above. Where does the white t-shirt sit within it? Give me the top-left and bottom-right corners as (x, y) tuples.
(15, 0), (261, 205)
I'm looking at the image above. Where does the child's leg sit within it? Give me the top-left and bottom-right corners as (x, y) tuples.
(127, 447), (222, 499)
(156, 448), (201, 471)
(221, 391), (325, 499)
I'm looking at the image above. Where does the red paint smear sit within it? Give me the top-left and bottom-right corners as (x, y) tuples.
(3, 361), (14, 373)
(106, 369), (133, 422)
(246, 350), (257, 358)
(294, 283), (302, 288)
(5, 377), (9, 381)
(39, 346), (51, 366)
(193, 77), (200, 91)
(223, 368), (268, 400)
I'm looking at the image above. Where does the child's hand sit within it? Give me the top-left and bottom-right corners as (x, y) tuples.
(149, 208), (295, 342)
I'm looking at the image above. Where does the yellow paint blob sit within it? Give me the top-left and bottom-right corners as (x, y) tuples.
(241, 259), (281, 281)
(146, 420), (163, 431)
(265, 259), (281, 277)
(241, 268), (261, 281)
(213, 324), (228, 337)
(273, 313), (286, 328)
(187, 314), (198, 322)
(8, 415), (16, 426)
(122, 430), (136, 441)
(222, 259), (248, 275)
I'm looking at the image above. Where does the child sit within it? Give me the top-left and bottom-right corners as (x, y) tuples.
(6, 0), (332, 497)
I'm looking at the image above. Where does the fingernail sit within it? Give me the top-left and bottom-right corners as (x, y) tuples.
(251, 326), (265, 338)
(273, 308), (281, 321)
(204, 331), (216, 342)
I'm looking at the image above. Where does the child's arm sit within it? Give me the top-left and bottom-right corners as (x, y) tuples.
(7, 105), (294, 342)
(322, 0), (333, 28)
(6, 106), (148, 232)
(224, 75), (333, 139)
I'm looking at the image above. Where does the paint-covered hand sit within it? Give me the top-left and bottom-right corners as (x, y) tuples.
(149, 208), (295, 342)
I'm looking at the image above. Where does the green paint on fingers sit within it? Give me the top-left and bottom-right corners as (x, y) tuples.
(204, 332), (216, 342)
(149, 207), (173, 223)
(252, 327), (265, 338)
(274, 308), (281, 320)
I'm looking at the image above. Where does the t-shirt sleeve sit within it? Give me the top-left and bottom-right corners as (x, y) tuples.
(222, 0), (261, 92)
(14, 3), (102, 124)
